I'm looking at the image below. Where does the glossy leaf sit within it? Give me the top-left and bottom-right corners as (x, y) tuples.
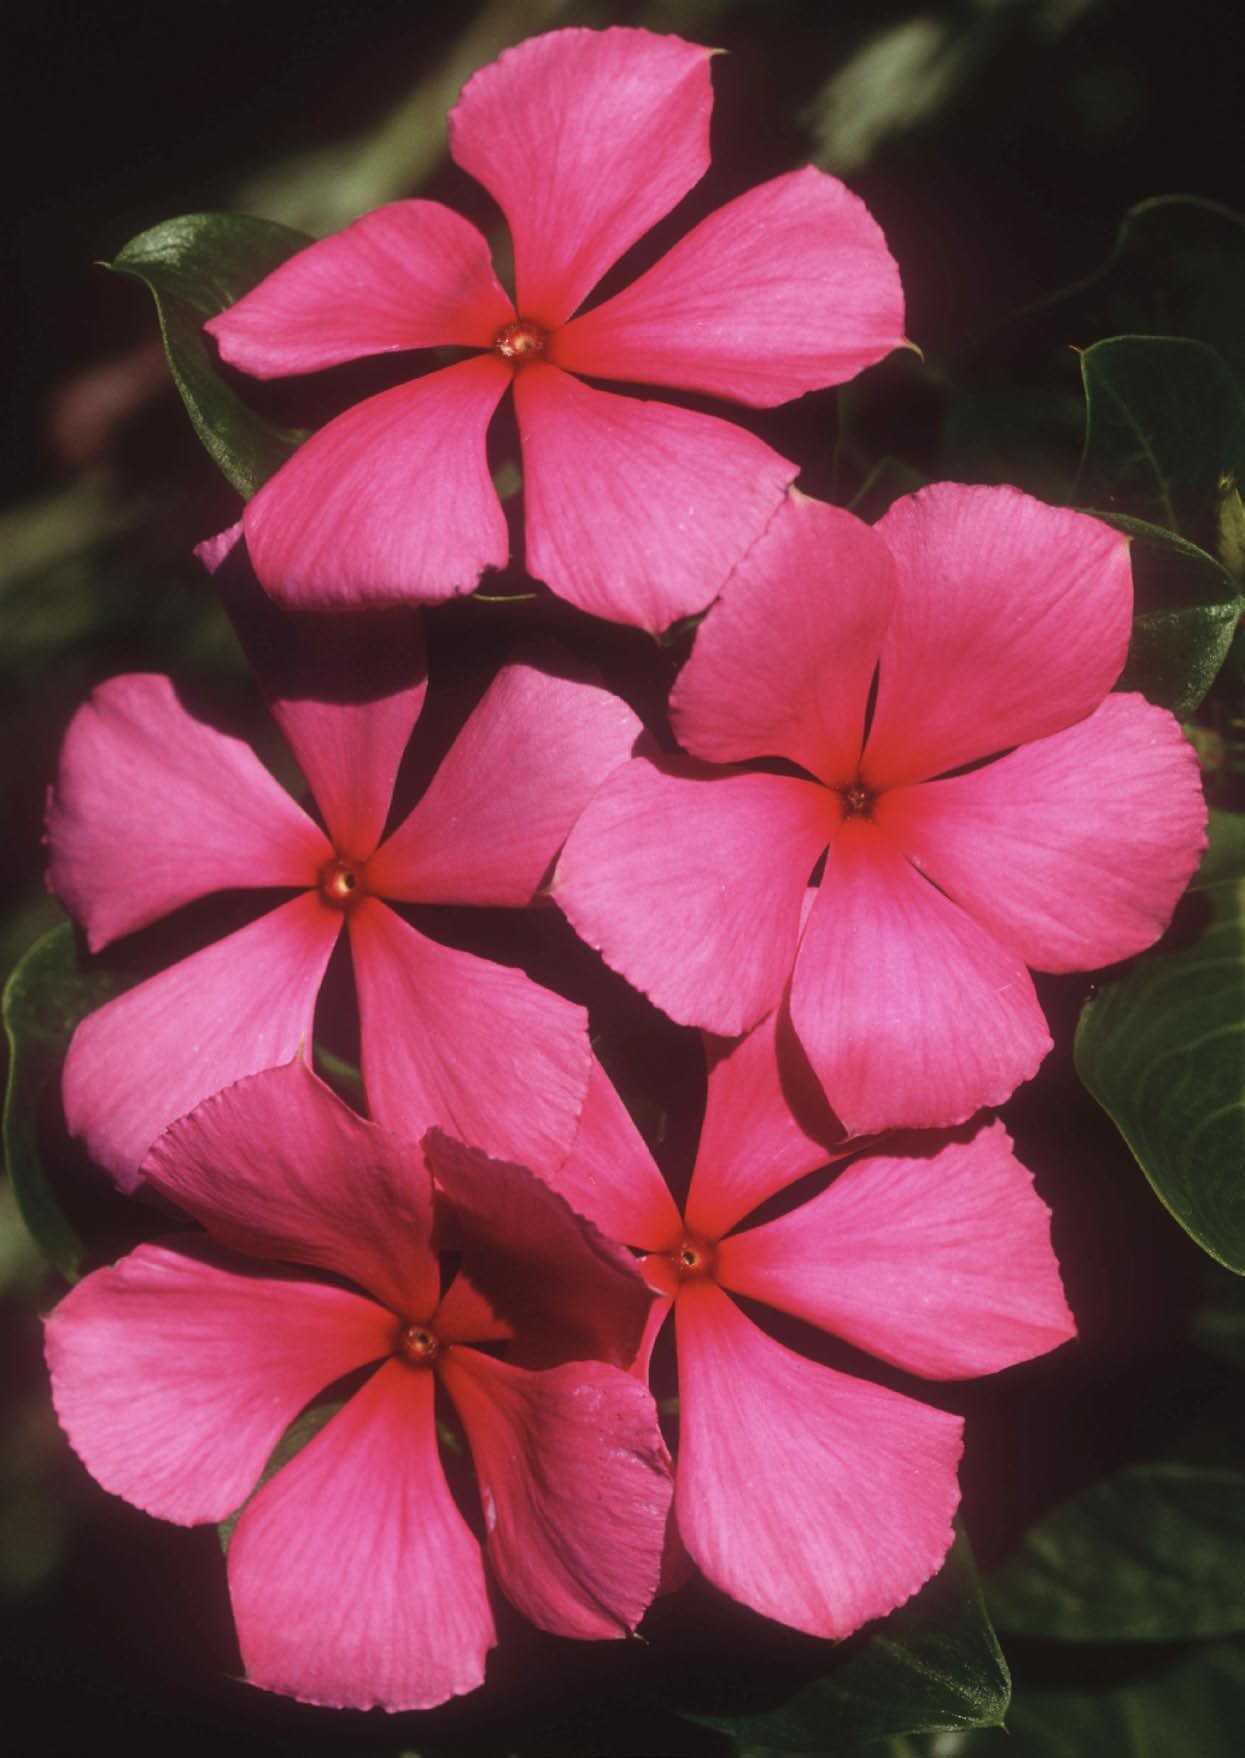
(110, 213), (311, 497)
(1105, 517), (1242, 714)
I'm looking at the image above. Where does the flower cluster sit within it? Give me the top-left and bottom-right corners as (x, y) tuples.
(39, 23), (1205, 1718)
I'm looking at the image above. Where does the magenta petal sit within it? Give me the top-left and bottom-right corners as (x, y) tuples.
(206, 201), (514, 375)
(877, 693), (1208, 972)
(670, 493), (896, 781)
(554, 167), (905, 405)
(789, 822), (1052, 1135)
(449, 27), (713, 327)
(675, 1282), (962, 1637)
(864, 485), (1134, 786)
(143, 1060), (439, 1320)
(554, 758), (834, 1035)
(424, 1130), (654, 1370)
(369, 656), (641, 905)
(243, 355), (512, 609)
(547, 1059), (683, 1253)
(717, 1119), (1076, 1379)
(515, 363), (796, 631)
(439, 1347), (671, 1638)
(45, 1239), (393, 1524)
(47, 674), (329, 951)
(229, 1359), (494, 1711)
(350, 899), (590, 1175)
(63, 893), (340, 1190)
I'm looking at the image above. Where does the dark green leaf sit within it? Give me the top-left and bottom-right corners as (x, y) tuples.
(1075, 877), (1245, 1271)
(1196, 812), (1245, 889)
(1101, 516), (1242, 714)
(2, 921), (118, 1279)
(110, 212), (312, 498)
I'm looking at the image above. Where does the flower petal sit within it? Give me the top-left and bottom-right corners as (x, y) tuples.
(45, 1239), (393, 1524)
(876, 693), (1208, 972)
(424, 1129), (654, 1370)
(63, 893), (341, 1190)
(514, 363), (796, 631)
(46, 674), (329, 952)
(206, 200), (514, 375)
(670, 491), (896, 781)
(863, 485), (1133, 786)
(554, 757), (834, 1035)
(675, 1281), (962, 1638)
(439, 1347), (671, 1638)
(369, 655), (641, 905)
(717, 1119), (1076, 1379)
(143, 1060), (439, 1320)
(553, 167), (905, 406)
(229, 1358), (494, 1711)
(788, 820), (1052, 1135)
(242, 355), (512, 610)
(448, 27), (713, 328)
(546, 1059), (683, 1253)
(349, 898), (590, 1175)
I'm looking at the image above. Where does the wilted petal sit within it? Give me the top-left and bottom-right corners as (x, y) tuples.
(45, 1239), (393, 1524)
(47, 674), (329, 951)
(553, 168), (905, 405)
(515, 363), (796, 631)
(449, 27), (713, 327)
(229, 1359), (494, 1711)
(675, 1281), (962, 1638)
(243, 355), (512, 609)
(547, 1060), (683, 1253)
(439, 1347), (671, 1638)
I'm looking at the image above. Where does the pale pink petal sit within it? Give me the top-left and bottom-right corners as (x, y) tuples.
(45, 1239), (393, 1524)
(675, 1281), (962, 1638)
(514, 364), (796, 631)
(449, 27), (713, 328)
(63, 893), (341, 1190)
(439, 1347), (671, 1638)
(368, 656), (641, 905)
(553, 168), (905, 405)
(717, 1120), (1076, 1379)
(789, 821), (1052, 1136)
(876, 693), (1208, 972)
(229, 1359), (494, 1711)
(206, 201), (514, 375)
(143, 1060), (439, 1320)
(424, 1129), (653, 1370)
(554, 758), (834, 1035)
(349, 898), (590, 1175)
(864, 485), (1133, 787)
(546, 1060), (683, 1253)
(670, 493), (896, 782)
(243, 355), (512, 609)
(47, 674), (329, 952)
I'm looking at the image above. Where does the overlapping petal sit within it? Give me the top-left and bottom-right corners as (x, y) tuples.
(228, 1359), (494, 1711)
(514, 363), (796, 630)
(553, 167), (905, 405)
(448, 27), (714, 328)
(44, 1240), (393, 1525)
(46, 674), (329, 951)
(547, 1060), (683, 1253)
(242, 355), (512, 609)
(674, 1281), (962, 1637)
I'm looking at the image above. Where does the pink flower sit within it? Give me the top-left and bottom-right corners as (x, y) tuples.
(554, 485), (1208, 1136)
(44, 1061), (672, 1711)
(543, 1022), (1076, 1637)
(205, 27), (906, 631)
(47, 612), (640, 1187)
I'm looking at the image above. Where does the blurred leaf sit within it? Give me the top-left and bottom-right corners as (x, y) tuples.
(1196, 812), (1245, 889)
(2, 921), (117, 1280)
(1103, 516), (1242, 714)
(110, 213), (311, 498)
(1075, 877), (1245, 1272)
(692, 1533), (1008, 1752)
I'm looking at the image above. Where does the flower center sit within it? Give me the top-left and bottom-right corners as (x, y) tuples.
(396, 1322), (441, 1367)
(840, 782), (875, 820)
(674, 1234), (718, 1283)
(317, 854), (366, 911)
(494, 318), (547, 363)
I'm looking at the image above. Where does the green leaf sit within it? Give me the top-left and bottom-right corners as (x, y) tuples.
(692, 1534), (1009, 1752)
(2, 921), (118, 1280)
(1197, 812), (1245, 889)
(217, 1400), (342, 1553)
(1075, 877), (1245, 1272)
(110, 213), (312, 498)
(1101, 516), (1242, 714)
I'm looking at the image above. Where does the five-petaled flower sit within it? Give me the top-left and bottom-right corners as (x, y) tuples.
(205, 26), (906, 631)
